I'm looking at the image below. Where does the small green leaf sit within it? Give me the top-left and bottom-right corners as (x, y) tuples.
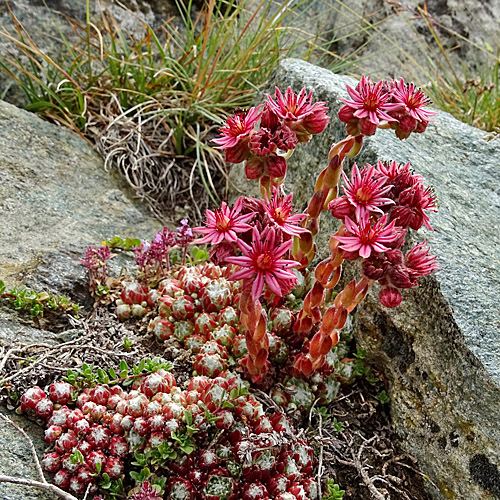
(119, 360), (129, 377)
(332, 418), (344, 433)
(70, 449), (84, 464)
(104, 236), (125, 248)
(323, 478), (345, 500)
(125, 237), (141, 249)
(129, 471), (141, 482)
(183, 410), (193, 426)
(97, 368), (110, 384)
(181, 443), (195, 454)
(354, 348), (366, 359)
(376, 390), (390, 404)
(100, 472), (111, 489)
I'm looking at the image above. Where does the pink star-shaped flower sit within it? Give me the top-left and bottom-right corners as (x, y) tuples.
(212, 106), (262, 149)
(194, 198), (254, 245)
(263, 189), (308, 237)
(334, 214), (400, 259)
(225, 226), (299, 300)
(339, 76), (396, 134)
(266, 87), (329, 137)
(342, 163), (394, 221)
(387, 78), (437, 123)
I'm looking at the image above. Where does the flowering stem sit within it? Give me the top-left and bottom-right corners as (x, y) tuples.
(259, 176), (271, 199)
(239, 290), (269, 382)
(293, 135), (364, 269)
(293, 228), (346, 335)
(294, 274), (373, 377)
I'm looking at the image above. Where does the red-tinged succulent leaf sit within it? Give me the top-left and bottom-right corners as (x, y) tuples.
(87, 449), (107, 473)
(121, 282), (148, 305)
(109, 435), (129, 457)
(104, 456), (124, 479)
(49, 382), (74, 405)
(89, 385), (111, 406)
(42, 452), (61, 473)
(53, 469), (70, 490)
(44, 424), (63, 443)
(34, 398), (54, 419)
(87, 424), (111, 449)
(267, 474), (289, 496)
(242, 481), (269, 500)
(20, 386), (47, 413)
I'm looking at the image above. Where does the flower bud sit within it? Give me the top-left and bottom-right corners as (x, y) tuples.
(328, 196), (353, 219)
(379, 286), (402, 308)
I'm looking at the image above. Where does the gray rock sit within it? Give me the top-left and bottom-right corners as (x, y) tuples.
(0, 314), (61, 346)
(303, 0), (500, 83)
(0, 98), (160, 296)
(0, 406), (53, 500)
(242, 58), (500, 500)
(0, 95), (160, 498)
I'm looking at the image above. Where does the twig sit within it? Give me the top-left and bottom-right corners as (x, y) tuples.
(0, 347), (20, 373)
(0, 354), (51, 384)
(0, 410), (79, 499)
(353, 436), (387, 500)
(82, 482), (92, 500)
(252, 389), (281, 411)
(0, 475), (78, 500)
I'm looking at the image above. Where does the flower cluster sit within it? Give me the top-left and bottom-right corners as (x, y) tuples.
(194, 192), (306, 303)
(19, 369), (318, 499)
(206, 80), (439, 377)
(213, 87), (329, 184)
(328, 160), (438, 307)
(134, 227), (176, 275)
(338, 76), (436, 139)
(80, 246), (112, 290)
(133, 220), (195, 280)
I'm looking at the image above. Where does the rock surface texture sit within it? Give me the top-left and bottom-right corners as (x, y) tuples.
(247, 58), (500, 500)
(310, 0), (500, 82)
(0, 99), (160, 499)
(0, 99), (159, 296)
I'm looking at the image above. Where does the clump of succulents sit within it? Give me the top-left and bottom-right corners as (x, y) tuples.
(115, 259), (351, 410)
(19, 367), (318, 499)
(109, 80), (438, 386)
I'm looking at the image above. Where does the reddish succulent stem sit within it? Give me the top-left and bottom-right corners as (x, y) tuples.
(294, 275), (373, 377)
(239, 290), (269, 382)
(293, 135), (363, 269)
(292, 221), (374, 376)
